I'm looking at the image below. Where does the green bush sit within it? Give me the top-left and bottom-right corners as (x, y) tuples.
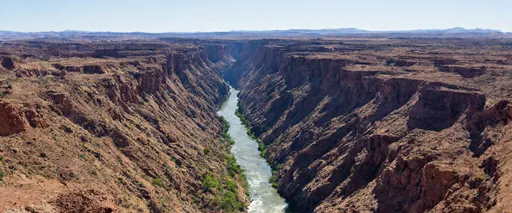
(214, 113), (249, 211)
(203, 147), (211, 155)
(222, 132), (230, 140)
(225, 155), (241, 177)
(219, 116), (229, 128)
(221, 190), (243, 211)
(235, 107), (258, 140)
(257, 139), (267, 158)
(239, 173), (249, 196)
(269, 174), (279, 188)
(152, 178), (164, 188)
(219, 116), (230, 139)
(235, 109), (251, 129)
(0, 171), (4, 181)
(276, 164), (283, 170)
(227, 138), (235, 145)
(211, 195), (222, 206)
(224, 178), (237, 192)
(202, 174), (221, 193)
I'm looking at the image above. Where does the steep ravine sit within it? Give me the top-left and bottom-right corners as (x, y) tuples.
(0, 41), (248, 212)
(224, 41), (512, 212)
(218, 86), (287, 213)
(2, 38), (512, 213)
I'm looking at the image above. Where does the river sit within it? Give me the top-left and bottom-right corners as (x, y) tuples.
(217, 86), (288, 213)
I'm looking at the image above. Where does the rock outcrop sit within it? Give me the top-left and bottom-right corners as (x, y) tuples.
(1, 57), (15, 70)
(0, 102), (27, 136)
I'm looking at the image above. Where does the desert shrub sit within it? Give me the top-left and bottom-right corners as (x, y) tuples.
(220, 116), (230, 139)
(152, 178), (164, 188)
(222, 132), (229, 139)
(221, 190), (243, 211)
(203, 174), (221, 193)
(235, 108), (258, 140)
(227, 138), (235, 145)
(269, 174), (278, 188)
(226, 155), (241, 177)
(219, 116), (229, 128)
(258, 142), (267, 158)
(235, 109), (251, 129)
(224, 178), (237, 192)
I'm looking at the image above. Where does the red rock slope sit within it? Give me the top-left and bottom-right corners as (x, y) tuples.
(0, 41), (248, 212)
(229, 38), (512, 213)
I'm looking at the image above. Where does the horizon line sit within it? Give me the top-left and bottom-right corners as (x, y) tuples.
(0, 27), (509, 34)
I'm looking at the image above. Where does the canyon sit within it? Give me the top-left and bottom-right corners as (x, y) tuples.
(0, 39), (246, 212)
(0, 34), (512, 213)
(227, 38), (512, 213)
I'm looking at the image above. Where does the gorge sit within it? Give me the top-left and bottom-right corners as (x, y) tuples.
(218, 86), (287, 213)
(0, 35), (512, 213)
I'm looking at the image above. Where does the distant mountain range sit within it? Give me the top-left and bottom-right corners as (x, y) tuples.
(0, 27), (509, 39)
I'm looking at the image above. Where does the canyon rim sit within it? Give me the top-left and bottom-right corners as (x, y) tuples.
(0, 29), (511, 213)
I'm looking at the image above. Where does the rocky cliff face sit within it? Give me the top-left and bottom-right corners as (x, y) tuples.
(229, 38), (512, 212)
(0, 41), (247, 212)
(2, 37), (511, 213)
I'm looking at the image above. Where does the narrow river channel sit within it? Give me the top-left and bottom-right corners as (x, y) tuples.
(217, 86), (288, 213)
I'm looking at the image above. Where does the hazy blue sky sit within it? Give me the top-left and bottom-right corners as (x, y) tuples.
(0, 0), (510, 32)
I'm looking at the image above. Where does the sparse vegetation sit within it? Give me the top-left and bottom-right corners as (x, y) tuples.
(220, 116), (236, 146)
(236, 107), (282, 190)
(152, 178), (164, 188)
(203, 174), (221, 193)
(234, 107), (267, 158)
(220, 116), (229, 129)
(269, 172), (279, 189)
(226, 154), (242, 177)
(116, 155), (123, 164)
(235, 107), (256, 139)
(220, 116), (230, 139)
(221, 190), (243, 211)
(202, 173), (245, 212)
(200, 116), (249, 211)
(224, 177), (237, 192)
(227, 137), (235, 145)
(257, 139), (267, 158)
(239, 173), (249, 196)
